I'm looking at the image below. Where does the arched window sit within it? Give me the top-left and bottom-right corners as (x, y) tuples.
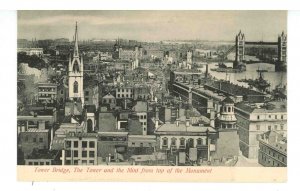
(73, 61), (80, 72)
(228, 107), (231, 112)
(171, 137), (177, 147)
(197, 138), (203, 146)
(73, 81), (78, 93)
(180, 137), (185, 147)
(162, 137), (168, 147)
(87, 119), (93, 133)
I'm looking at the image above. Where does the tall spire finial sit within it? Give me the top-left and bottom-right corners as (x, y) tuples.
(74, 21), (79, 57)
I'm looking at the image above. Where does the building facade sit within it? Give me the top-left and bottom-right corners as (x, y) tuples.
(236, 101), (287, 159)
(63, 132), (98, 165)
(258, 131), (287, 167)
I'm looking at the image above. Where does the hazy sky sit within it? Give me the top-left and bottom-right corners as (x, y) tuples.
(18, 10), (287, 42)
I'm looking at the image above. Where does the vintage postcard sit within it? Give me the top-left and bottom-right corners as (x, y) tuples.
(17, 10), (287, 182)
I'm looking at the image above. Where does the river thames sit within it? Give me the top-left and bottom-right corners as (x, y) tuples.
(200, 62), (287, 90)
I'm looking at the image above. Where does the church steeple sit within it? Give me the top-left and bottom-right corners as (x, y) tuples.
(73, 22), (79, 58)
(68, 22), (84, 105)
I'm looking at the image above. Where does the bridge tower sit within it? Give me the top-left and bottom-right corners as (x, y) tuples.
(276, 31), (287, 71)
(235, 30), (245, 64)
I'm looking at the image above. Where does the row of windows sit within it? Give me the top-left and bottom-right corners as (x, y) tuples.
(223, 106), (234, 113)
(131, 142), (152, 147)
(66, 150), (95, 158)
(261, 154), (285, 167)
(65, 140), (95, 148)
(103, 99), (115, 104)
(139, 115), (147, 120)
(117, 94), (133, 98)
(256, 124), (285, 131)
(24, 137), (44, 143)
(28, 161), (50, 165)
(39, 88), (56, 92)
(162, 137), (204, 146)
(257, 114), (285, 120)
(65, 160), (94, 165)
(117, 89), (132, 93)
(140, 122), (147, 126)
(260, 145), (286, 162)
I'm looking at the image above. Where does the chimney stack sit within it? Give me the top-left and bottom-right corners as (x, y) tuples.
(155, 106), (159, 129)
(176, 108), (180, 126)
(210, 109), (215, 128)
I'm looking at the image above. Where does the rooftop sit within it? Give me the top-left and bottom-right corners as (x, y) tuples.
(236, 101), (287, 114)
(156, 123), (216, 134)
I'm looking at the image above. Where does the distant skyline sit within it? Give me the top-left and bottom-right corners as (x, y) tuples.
(18, 10), (287, 42)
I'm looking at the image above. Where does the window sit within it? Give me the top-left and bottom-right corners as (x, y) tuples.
(74, 160), (78, 165)
(82, 160), (87, 165)
(39, 138), (43, 143)
(180, 138), (185, 146)
(275, 115), (277, 119)
(257, 115), (260, 120)
(280, 124), (284, 130)
(117, 94), (120, 98)
(171, 138), (176, 146)
(74, 141), (78, 148)
(82, 151), (87, 158)
(34, 162), (39, 165)
(281, 115), (284, 120)
(73, 81), (78, 93)
(269, 115), (271, 119)
(162, 138), (168, 146)
(40, 162), (44, 165)
(140, 143), (143, 147)
(66, 150), (71, 157)
(45, 162), (50, 165)
(89, 141), (95, 148)
(89, 160), (94, 165)
(28, 162), (33, 165)
(268, 126), (271, 131)
(89, 151), (95, 157)
(82, 141), (87, 148)
(85, 98), (89, 101)
(33, 138), (37, 142)
(74, 151), (78, 157)
(66, 141), (71, 148)
(256, 125), (260, 131)
(228, 107), (231, 112)
(85, 91), (89, 96)
(197, 138), (203, 145)
(132, 142), (135, 146)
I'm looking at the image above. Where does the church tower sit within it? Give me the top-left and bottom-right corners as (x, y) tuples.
(68, 22), (84, 104)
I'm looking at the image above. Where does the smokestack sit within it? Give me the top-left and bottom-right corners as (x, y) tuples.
(155, 106), (159, 129)
(210, 109), (215, 128)
(176, 108), (180, 126)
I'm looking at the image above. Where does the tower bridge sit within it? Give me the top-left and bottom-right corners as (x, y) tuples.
(220, 30), (287, 71)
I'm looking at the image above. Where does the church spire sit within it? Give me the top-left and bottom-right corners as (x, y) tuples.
(73, 22), (79, 57)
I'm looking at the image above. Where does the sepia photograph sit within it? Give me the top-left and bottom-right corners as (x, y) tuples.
(16, 10), (287, 181)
